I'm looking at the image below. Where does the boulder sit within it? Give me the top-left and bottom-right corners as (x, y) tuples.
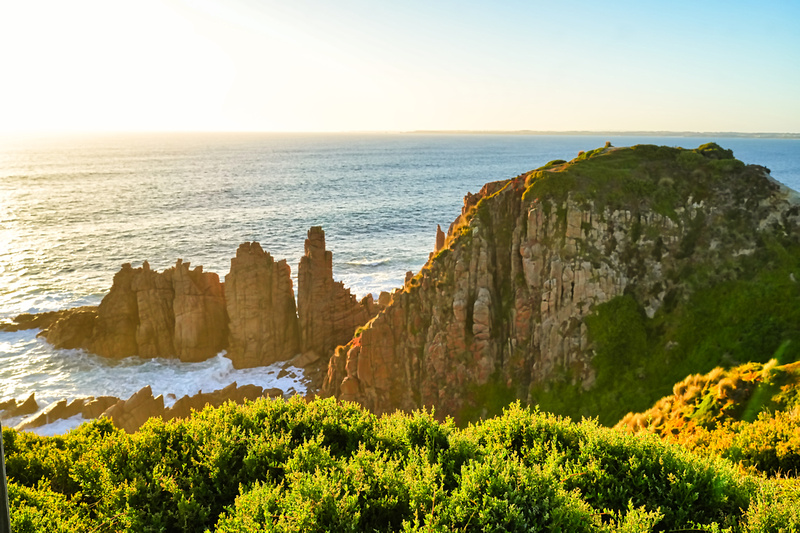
(102, 386), (165, 433)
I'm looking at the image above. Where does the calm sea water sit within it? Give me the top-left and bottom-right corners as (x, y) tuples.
(1, 133), (799, 433)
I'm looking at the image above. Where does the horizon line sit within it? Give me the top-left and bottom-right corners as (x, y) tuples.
(2, 129), (799, 139)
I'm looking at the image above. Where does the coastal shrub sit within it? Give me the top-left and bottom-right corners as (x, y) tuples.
(471, 403), (749, 530)
(4, 417), (120, 495)
(435, 453), (595, 532)
(8, 481), (89, 533)
(681, 410), (800, 477)
(3, 397), (792, 532)
(742, 477), (800, 532)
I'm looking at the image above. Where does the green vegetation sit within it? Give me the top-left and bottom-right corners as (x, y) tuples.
(521, 143), (762, 218)
(7, 396), (799, 532)
(619, 359), (800, 478)
(527, 238), (800, 426)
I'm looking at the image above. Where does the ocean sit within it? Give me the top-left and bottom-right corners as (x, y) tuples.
(2, 132), (799, 434)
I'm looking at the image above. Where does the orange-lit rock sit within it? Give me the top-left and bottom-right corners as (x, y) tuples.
(298, 226), (372, 358)
(225, 242), (300, 368)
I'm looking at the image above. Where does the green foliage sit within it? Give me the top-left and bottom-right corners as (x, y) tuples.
(520, 142), (756, 221)
(585, 293), (648, 367)
(472, 403), (749, 530)
(457, 375), (518, 423)
(8, 481), (90, 533)
(6, 397), (789, 532)
(742, 477), (800, 532)
(531, 236), (800, 427)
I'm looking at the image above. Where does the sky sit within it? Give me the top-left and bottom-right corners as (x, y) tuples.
(0, 0), (798, 133)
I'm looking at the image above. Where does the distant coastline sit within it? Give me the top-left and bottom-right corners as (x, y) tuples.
(408, 130), (800, 139)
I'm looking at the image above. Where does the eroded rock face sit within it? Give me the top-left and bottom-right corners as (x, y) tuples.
(0, 393), (38, 420)
(298, 227), (372, 359)
(322, 144), (800, 421)
(172, 261), (228, 362)
(225, 242), (300, 368)
(42, 260), (227, 362)
(89, 263), (139, 357)
(34, 232), (383, 369)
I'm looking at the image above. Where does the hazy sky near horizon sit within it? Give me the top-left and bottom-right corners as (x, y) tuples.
(1, 0), (798, 133)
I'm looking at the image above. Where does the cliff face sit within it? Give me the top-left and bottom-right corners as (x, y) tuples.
(225, 242), (299, 368)
(298, 227), (374, 359)
(51, 260), (228, 362)
(323, 143), (800, 424)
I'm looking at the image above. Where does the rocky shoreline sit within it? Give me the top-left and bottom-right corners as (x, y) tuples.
(0, 226), (391, 434)
(0, 226), (389, 368)
(6, 143), (799, 432)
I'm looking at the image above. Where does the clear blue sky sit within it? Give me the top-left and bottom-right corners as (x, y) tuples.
(1, 0), (798, 132)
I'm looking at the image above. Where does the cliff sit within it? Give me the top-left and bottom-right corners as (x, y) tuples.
(322, 143), (800, 424)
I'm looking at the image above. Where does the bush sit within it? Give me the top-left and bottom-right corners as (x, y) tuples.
(1, 397), (788, 532)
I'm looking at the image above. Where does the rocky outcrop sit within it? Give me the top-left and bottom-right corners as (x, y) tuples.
(298, 227), (374, 359)
(36, 230), (382, 369)
(0, 311), (67, 332)
(89, 263), (139, 357)
(434, 224), (445, 254)
(102, 386), (165, 433)
(0, 393), (38, 419)
(322, 144), (800, 422)
(162, 382), (283, 422)
(11, 384), (287, 434)
(14, 396), (119, 431)
(225, 242), (300, 368)
(31, 307), (98, 350)
(41, 260), (227, 362)
(172, 261), (228, 362)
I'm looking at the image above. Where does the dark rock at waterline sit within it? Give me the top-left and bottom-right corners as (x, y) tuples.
(0, 310), (81, 333)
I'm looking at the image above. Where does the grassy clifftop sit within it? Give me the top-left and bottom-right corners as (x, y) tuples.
(522, 142), (766, 217)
